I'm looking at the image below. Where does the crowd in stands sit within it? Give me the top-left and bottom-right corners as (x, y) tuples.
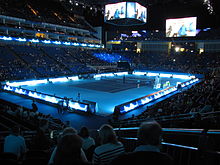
(5, 105), (50, 130)
(0, 43), (136, 81)
(0, 99), (65, 132)
(0, 0), (94, 32)
(135, 51), (220, 75)
(111, 68), (220, 129)
(0, 38), (219, 82)
(0, 45), (38, 81)
(1, 119), (174, 165)
(0, 46), (219, 165)
(0, 1), (220, 165)
(1, 89), (173, 165)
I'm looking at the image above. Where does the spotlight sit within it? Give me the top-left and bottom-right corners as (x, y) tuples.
(175, 47), (180, 52)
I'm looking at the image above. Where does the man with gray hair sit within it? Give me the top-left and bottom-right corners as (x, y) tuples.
(135, 121), (162, 152)
(111, 121), (173, 165)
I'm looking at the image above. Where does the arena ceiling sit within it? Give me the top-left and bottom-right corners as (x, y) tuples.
(91, 1), (218, 30)
(3, 0), (220, 30)
(55, 0), (219, 29)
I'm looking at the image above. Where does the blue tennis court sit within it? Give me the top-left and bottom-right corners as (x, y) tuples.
(12, 72), (192, 116)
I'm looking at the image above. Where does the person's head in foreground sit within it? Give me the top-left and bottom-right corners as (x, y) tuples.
(137, 120), (162, 146)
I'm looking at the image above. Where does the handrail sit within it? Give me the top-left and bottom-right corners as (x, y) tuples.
(120, 137), (220, 156)
(112, 111), (220, 126)
(120, 137), (199, 150)
(114, 127), (220, 135)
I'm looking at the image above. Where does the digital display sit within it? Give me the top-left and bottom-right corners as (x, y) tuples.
(136, 3), (147, 22)
(166, 17), (197, 37)
(126, 2), (136, 19)
(105, 2), (126, 20)
(105, 2), (147, 23)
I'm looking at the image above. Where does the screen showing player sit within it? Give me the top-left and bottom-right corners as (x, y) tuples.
(136, 3), (147, 22)
(105, 2), (126, 21)
(166, 17), (197, 37)
(105, 2), (147, 23)
(126, 2), (147, 22)
(126, 2), (136, 19)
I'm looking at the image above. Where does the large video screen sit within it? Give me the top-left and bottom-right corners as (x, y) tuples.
(126, 2), (136, 19)
(105, 2), (126, 21)
(136, 3), (147, 22)
(105, 2), (147, 23)
(166, 17), (197, 37)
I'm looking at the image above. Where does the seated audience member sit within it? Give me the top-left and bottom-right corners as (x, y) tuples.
(32, 100), (38, 112)
(92, 124), (125, 165)
(4, 126), (26, 160)
(30, 128), (51, 152)
(48, 127), (87, 165)
(111, 121), (173, 165)
(78, 126), (96, 161)
(53, 134), (91, 165)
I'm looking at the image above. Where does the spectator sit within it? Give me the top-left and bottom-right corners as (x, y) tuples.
(48, 127), (87, 165)
(30, 128), (51, 152)
(4, 125), (26, 160)
(53, 134), (91, 165)
(92, 124), (125, 165)
(111, 121), (173, 165)
(32, 100), (38, 112)
(78, 126), (96, 161)
(197, 129), (215, 165)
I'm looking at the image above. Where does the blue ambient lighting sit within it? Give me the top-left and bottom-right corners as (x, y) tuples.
(119, 77), (199, 113)
(3, 84), (88, 111)
(94, 73), (115, 78)
(81, 43), (87, 47)
(6, 79), (48, 87)
(0, 35), (103, 48)
(69, 102), (87, 112)
(42, 40), (51, 44)
(124, 102), (139, 112)
(159, 73), (173, 77)
(133, 71), (195, 80)
(93, 52), (130, 63)
(52, 41), (61, 45)
(15, 38), (27, 42)
(49, 77), (69, 83)
(95, 45), (101, 48)
(0, 36), (13, 40)
(114, 72), (128, 76)
(88, 44), (95, 48)
(68, 76), (79, 81)
(133, 71), (147, 76)
(63, 42), (71, 45)
(30, 39), (39, 43)
(73, 43), (80, 46)
(162, 142), (198, 150)
(2, 72), (199, 113)
(15, 88), (26, 95)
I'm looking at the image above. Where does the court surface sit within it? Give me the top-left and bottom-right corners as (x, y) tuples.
(18, 73), (188, 116)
